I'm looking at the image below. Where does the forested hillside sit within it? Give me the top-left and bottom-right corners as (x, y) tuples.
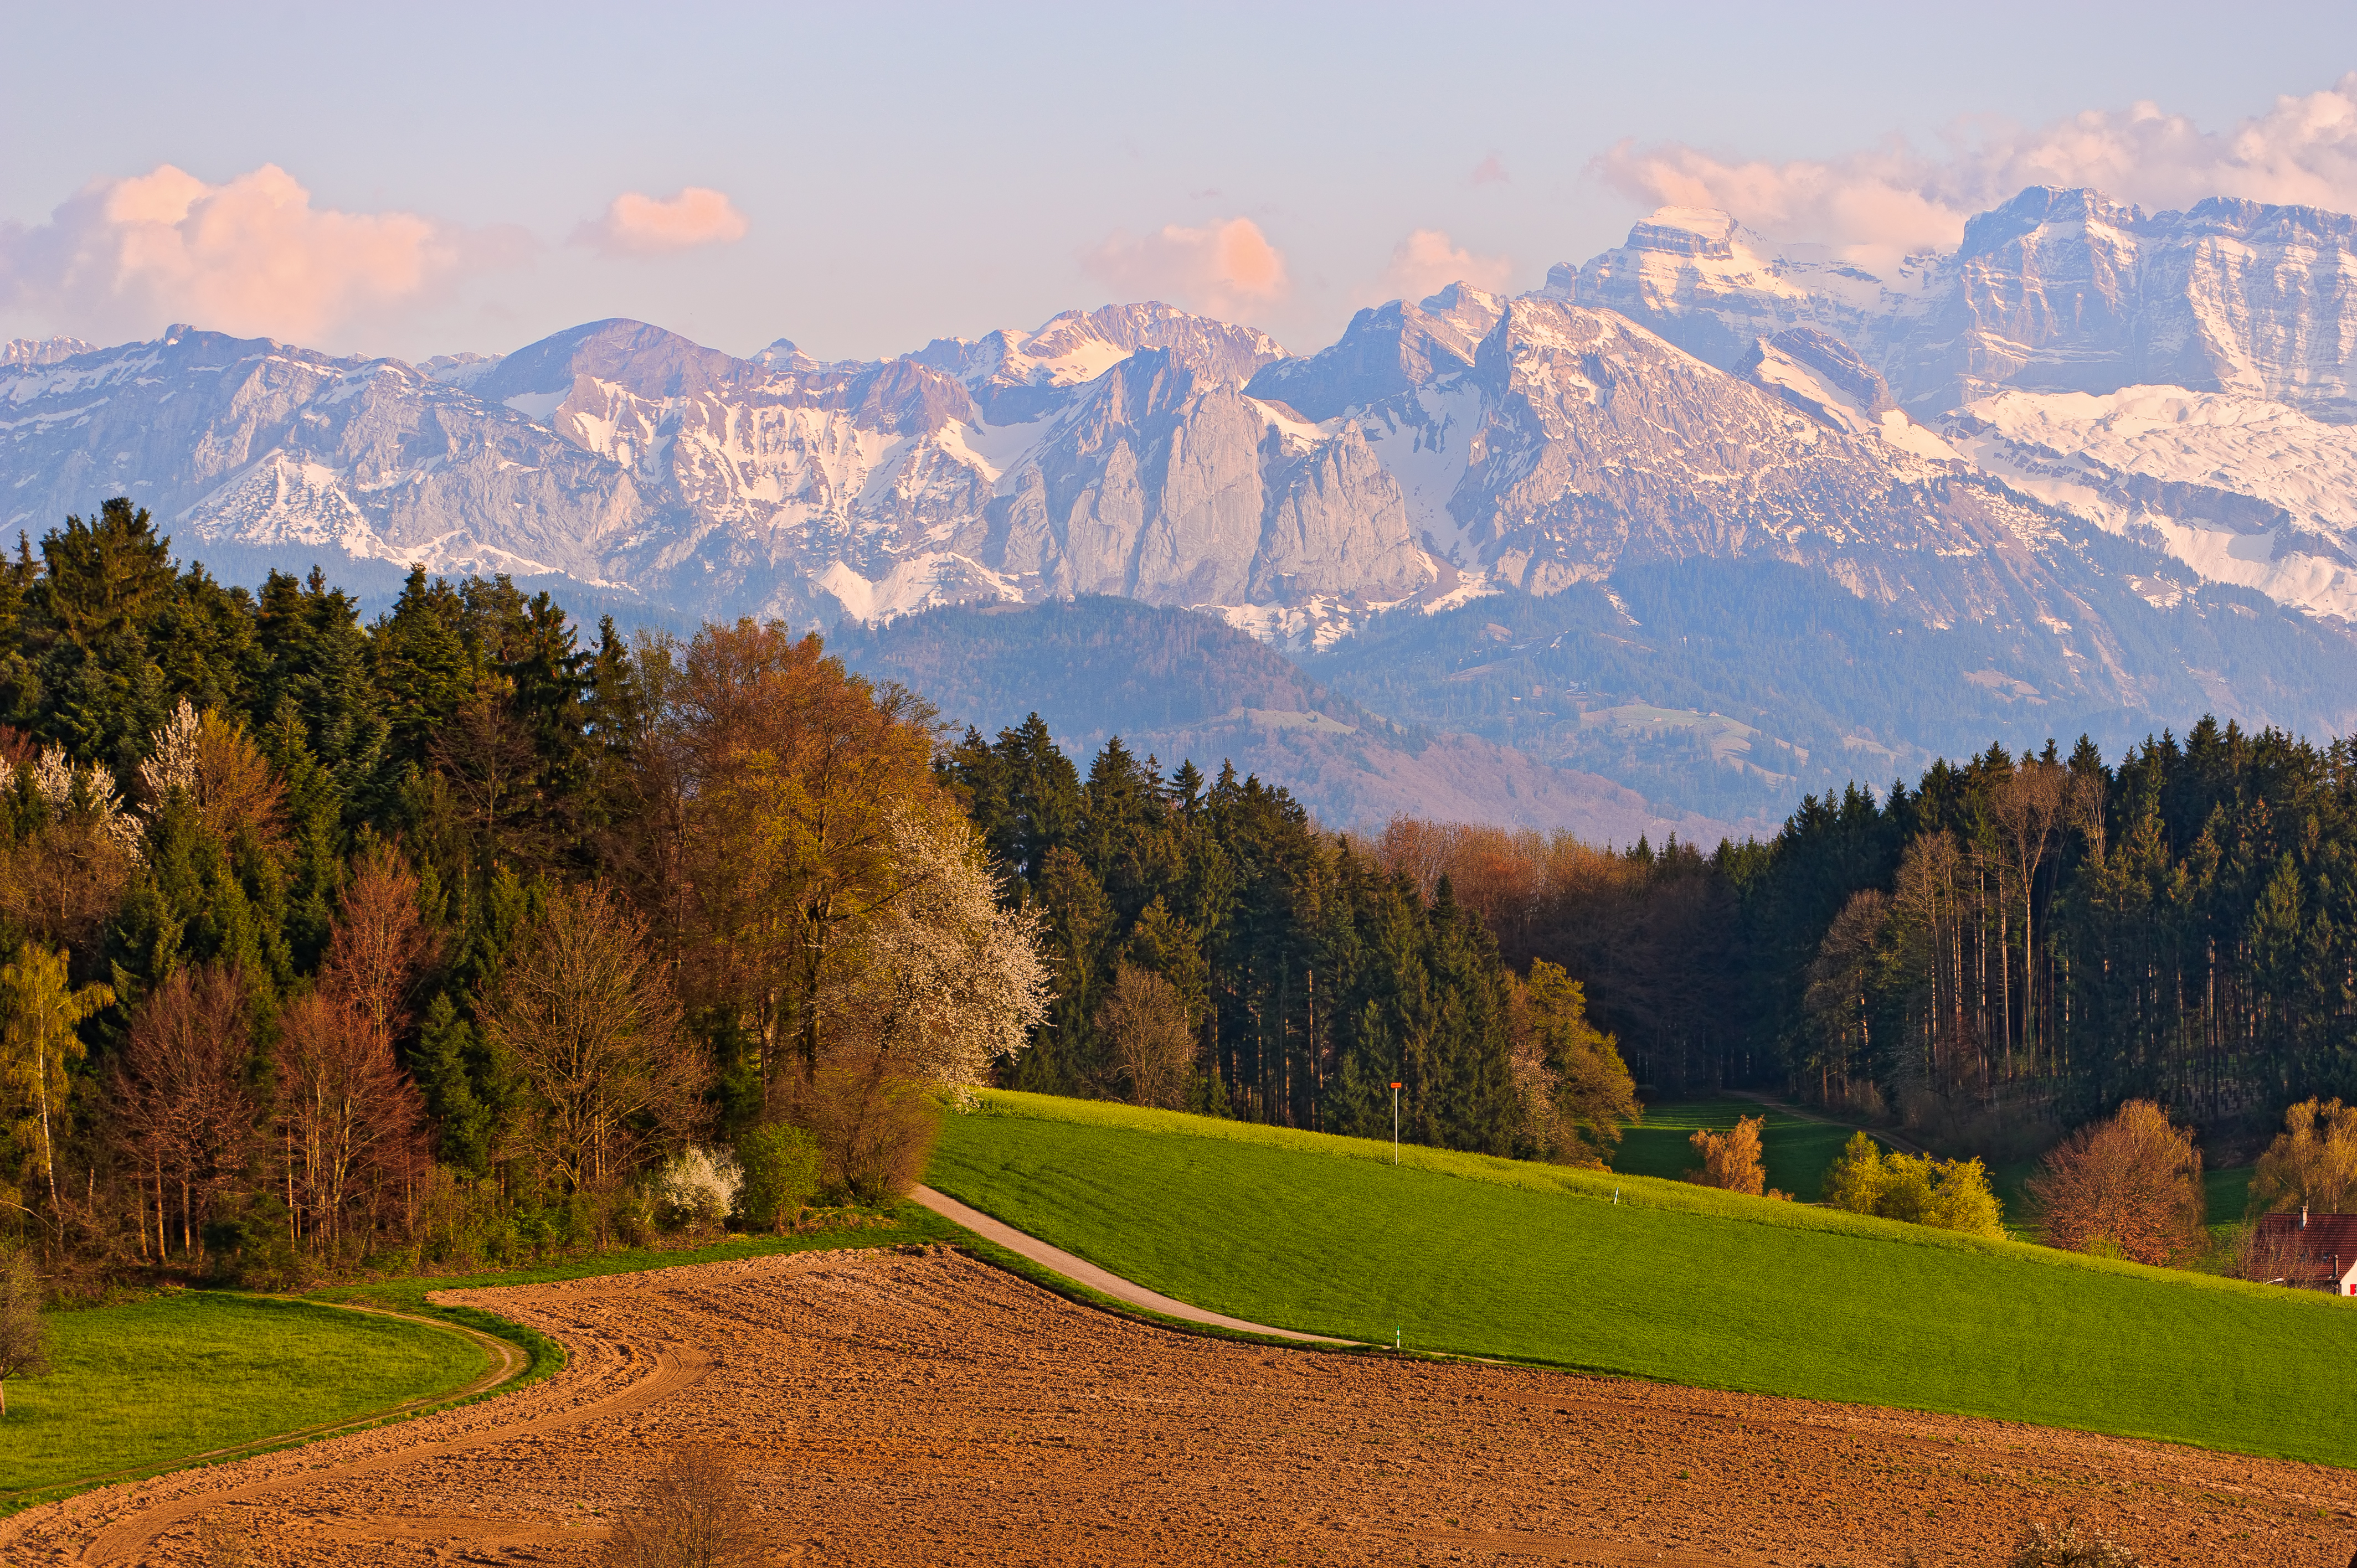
(834, 597), (1752, 844)
(0, 500), (1047, 1285)
(1387, 724), (2357, 1160)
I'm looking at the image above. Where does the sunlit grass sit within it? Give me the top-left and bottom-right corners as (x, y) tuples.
(0, 1292), (483, 1503)
(930, 1090), (2357, 1468)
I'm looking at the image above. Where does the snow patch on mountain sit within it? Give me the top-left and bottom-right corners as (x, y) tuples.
(1941, 385), (2357, 621)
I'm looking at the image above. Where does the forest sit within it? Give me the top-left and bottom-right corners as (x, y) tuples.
(7, 497), (2355, 1295)
(0, 501), (1046, 1286)
(1389, 724), (2357, 1172)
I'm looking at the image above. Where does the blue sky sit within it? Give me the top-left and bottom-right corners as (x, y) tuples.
(6, 1), (2356, 362)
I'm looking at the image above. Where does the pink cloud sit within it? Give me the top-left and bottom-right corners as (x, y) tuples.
(1080, 217), (1288, 318)
(1470, 153), (1510, 187)
(1369, 229), (1515, 305)
(573, 187), (749, 257)
(0, 163), (513, 346)
(1594, 73), (2357, 271)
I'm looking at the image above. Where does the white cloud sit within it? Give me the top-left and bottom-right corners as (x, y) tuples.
(1469, 153), (1509, 188)
(1080, 217), (1288, 318)
(573, 187), (749, 257)
(0, 163), (518, 347)
(1595, 73), (2357, 270)
(1369, 229), (1515, 305)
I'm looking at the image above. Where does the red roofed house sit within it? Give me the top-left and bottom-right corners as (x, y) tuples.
(2252, 1209), (2357, 1294)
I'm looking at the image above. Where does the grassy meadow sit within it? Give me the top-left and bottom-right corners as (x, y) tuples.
(0, 1292), (485, 1502)
(928, 1090), (2357, 1468)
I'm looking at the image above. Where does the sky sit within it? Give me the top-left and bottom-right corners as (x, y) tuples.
(7, 1), (2357, 365)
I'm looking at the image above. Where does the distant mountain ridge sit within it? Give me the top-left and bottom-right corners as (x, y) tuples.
(14, 181), (2357, 825)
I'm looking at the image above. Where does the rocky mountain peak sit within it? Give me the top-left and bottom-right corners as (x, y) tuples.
(2, 336), (97, 369)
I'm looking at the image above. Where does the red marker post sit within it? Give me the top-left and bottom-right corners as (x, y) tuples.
(1390, 1081), (1402, 1165)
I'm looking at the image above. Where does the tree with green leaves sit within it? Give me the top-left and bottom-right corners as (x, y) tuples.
(0, 942), (113, 1224)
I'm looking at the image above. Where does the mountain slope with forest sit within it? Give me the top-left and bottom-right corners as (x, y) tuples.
(831, 597), (1753, 842)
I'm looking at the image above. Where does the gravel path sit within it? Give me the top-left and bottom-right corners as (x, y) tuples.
(910, 1183), (1357, 1344)
(5, 1247), (2354, 1565)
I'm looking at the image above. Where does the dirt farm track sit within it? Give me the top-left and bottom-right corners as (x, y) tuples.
(7, 1248), (2356, 1566)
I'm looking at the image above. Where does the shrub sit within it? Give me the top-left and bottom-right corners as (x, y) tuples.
(734, 1124), (822, 1232)
(0, 1247), (50, 1417)
(653, 1147), (743, 1232)
(1821, 1133), (2005, 1237)
(601, 1446), (766, 1567)
(2027, 1101), (2206, 1265)
(790, 1059), (941, 1204)
(1684, 1116), (1786, 1198)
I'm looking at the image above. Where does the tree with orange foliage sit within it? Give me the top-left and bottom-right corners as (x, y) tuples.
(646, 619), (946, 1092)
(1685, 1115), (1789, 1199)
(2027, 1100), (2206, 1265)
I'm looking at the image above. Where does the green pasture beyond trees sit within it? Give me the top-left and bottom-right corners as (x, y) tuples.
(2, 1211), (957, 1513)
(929, 1091), (2357, 1468)
(1609, 1098), (1856, 1197)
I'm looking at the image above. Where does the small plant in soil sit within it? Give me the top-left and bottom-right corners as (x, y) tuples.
(2009, 1519), (2140, 1566)
(601, 1445), (766, 1567)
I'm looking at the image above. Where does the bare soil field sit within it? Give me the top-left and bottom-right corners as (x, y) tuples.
(7, 1246), (2355, 1567)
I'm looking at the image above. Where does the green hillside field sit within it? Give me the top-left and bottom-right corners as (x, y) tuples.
(0, 1292), (487, 1505)
(927, 1090), (2357, 1468)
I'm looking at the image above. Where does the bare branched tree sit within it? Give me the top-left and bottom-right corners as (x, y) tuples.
(111, 967), (259, 1263)
(275, 988), (427, 1252)
(485, 883), (703, 1194)
(1095, 963), (1192, 1110)
(320, 843), (438, 1046)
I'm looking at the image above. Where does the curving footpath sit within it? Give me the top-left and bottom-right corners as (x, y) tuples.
(910, 1183), (1360, 1345)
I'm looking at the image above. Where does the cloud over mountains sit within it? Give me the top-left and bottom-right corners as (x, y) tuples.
(1598, 73), (2357, 269)
(0, 163), (517, 345)
(1081, 218), (1288, 319)
(573, 187), (749, 257)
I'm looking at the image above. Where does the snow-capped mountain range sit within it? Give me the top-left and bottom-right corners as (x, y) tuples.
(9, 182), (2357, 790)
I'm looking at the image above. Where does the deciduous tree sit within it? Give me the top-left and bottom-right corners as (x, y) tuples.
(0, 1247), (49, 1416)
(1686, 1115), (1772, 1196)
(484, 883), (702, 1195)
(2251, 1097), (2357, 1216)
(111, 966), (260, 1262)
(2027, 1100), (2206, 1265)
(0, 943), (113, 1220)
(1510, 960), (1639, 1167)
(1095, 963), (1192, 1110)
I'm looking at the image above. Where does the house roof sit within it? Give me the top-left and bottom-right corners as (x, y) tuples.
(2253, 1211), (2357, 1283)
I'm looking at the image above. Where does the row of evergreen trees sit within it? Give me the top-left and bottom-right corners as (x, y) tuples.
(1409, 719), (2357, 1146)
(941, 719), (1549, 1152)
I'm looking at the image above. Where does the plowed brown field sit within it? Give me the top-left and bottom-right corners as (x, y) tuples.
(7, 1246), (2353, 1567)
